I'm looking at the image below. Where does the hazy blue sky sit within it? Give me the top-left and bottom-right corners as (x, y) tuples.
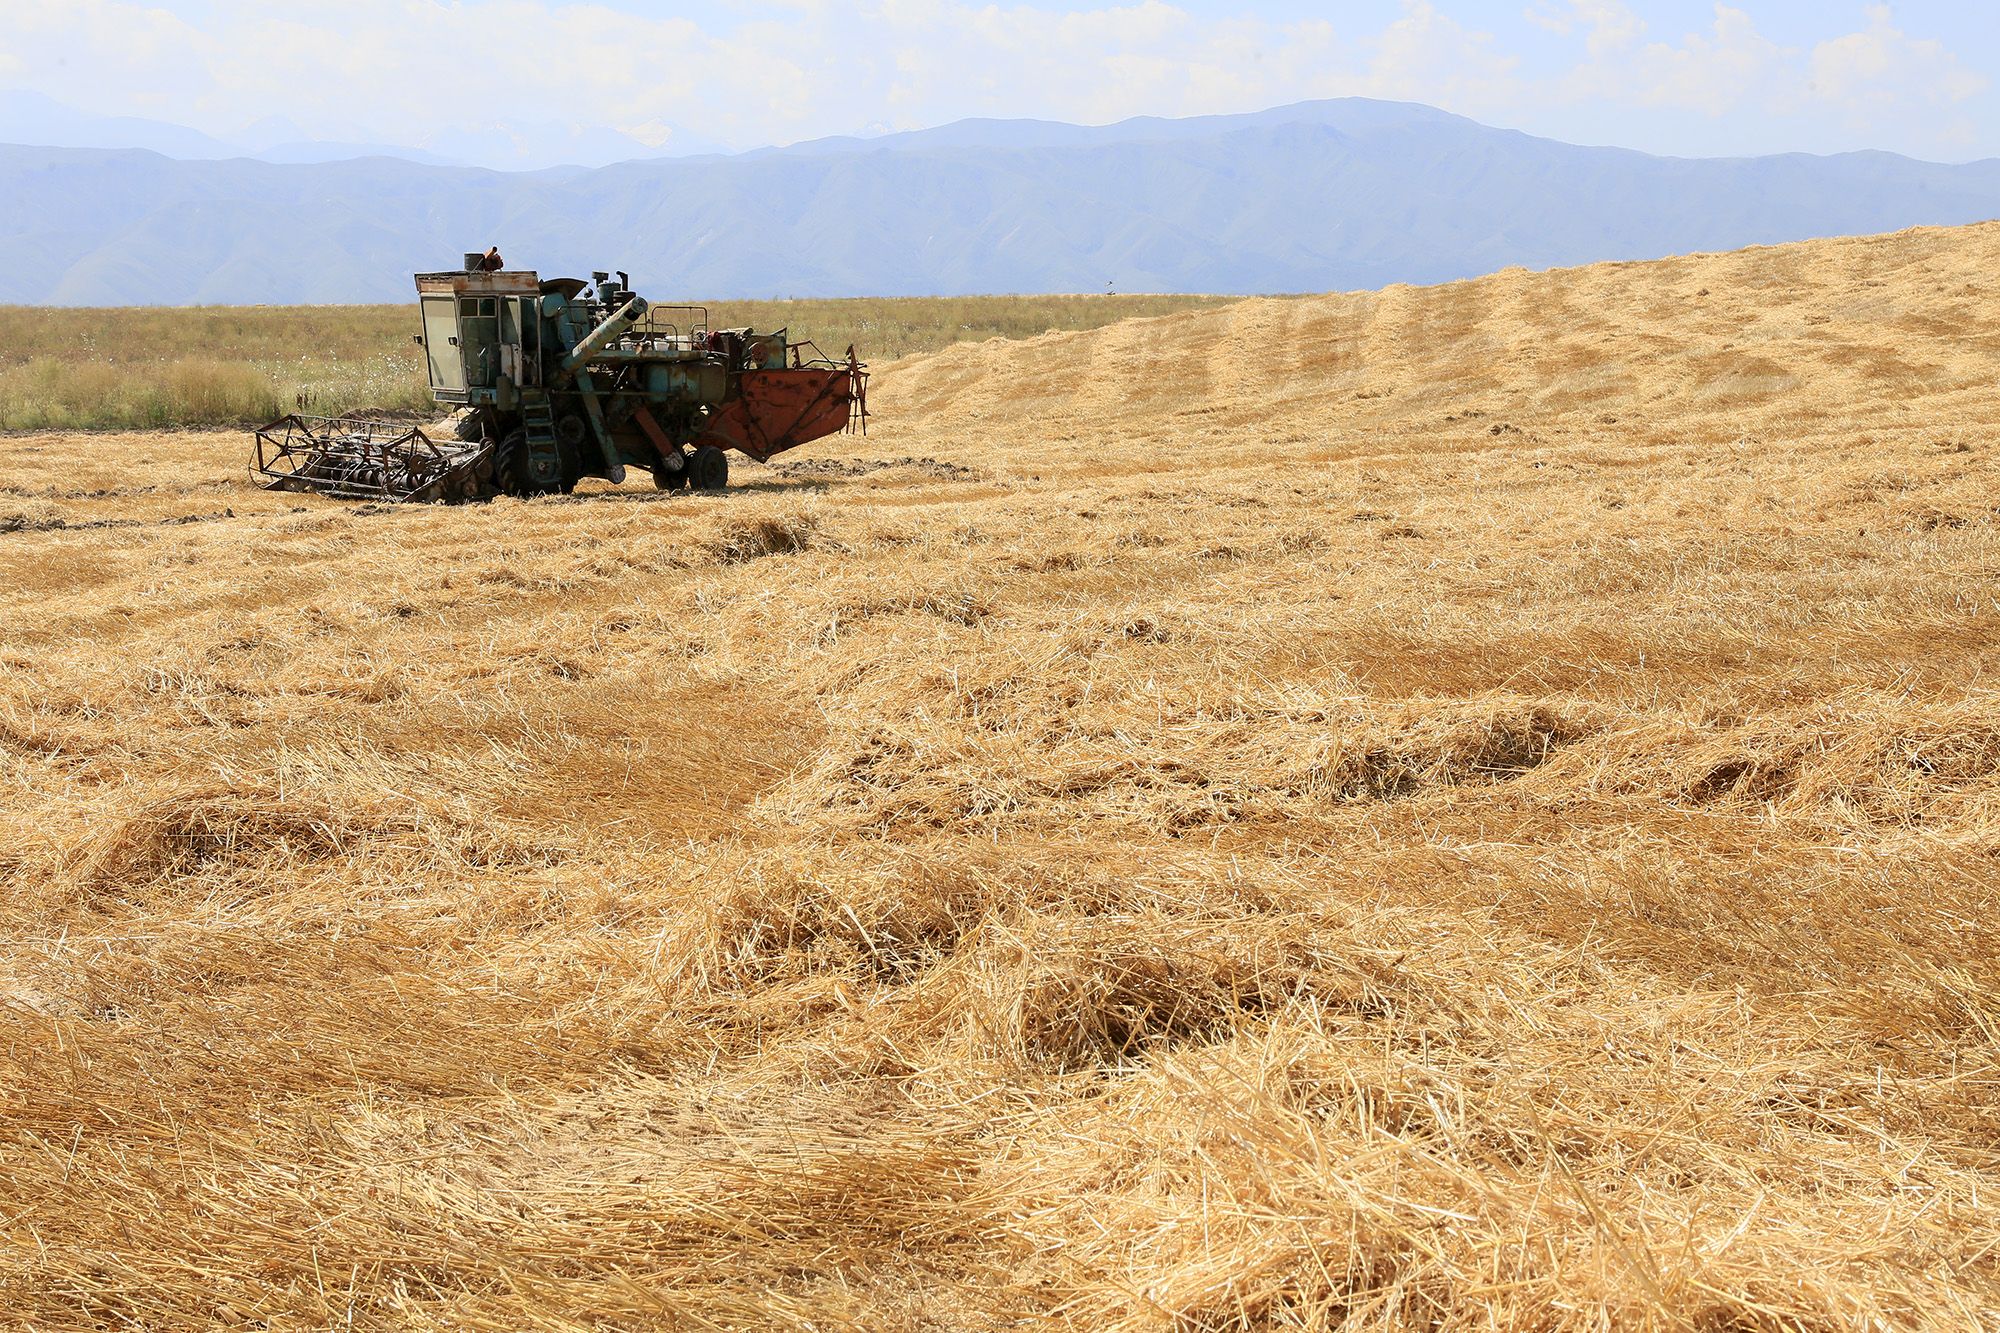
(1, 2), (1992, 167)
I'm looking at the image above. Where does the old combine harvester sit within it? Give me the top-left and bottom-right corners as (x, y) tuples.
(252, 256), (867, 501)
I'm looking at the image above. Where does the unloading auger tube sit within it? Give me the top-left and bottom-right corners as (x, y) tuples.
(250, 257), (869, 503)
(563, 295), (650, 372)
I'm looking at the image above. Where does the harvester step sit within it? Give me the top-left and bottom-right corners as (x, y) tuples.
(521, 401), (557, 445)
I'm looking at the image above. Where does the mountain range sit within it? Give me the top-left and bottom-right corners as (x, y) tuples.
(4, 99), (1999, 305)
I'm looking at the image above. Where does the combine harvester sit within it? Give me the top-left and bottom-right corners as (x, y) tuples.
(253, 254), (868, 502)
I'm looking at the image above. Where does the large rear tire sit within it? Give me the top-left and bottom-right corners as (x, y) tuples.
(687, 444), (729, 492)
(493, 427), (535, 497)
(453, 410), (490, 443)
(494, 426), (571, 498)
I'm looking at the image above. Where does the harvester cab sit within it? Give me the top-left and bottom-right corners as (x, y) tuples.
(252, 254), (868, 503)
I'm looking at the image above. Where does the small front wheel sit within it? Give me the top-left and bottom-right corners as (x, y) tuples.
(687, 444), (729, 492)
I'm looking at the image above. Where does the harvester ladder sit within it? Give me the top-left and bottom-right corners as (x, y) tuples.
(521, 399), (558, 450)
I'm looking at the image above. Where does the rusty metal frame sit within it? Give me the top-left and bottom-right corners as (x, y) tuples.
(250, 415), (491, 503)
(785, 340), (870, 434)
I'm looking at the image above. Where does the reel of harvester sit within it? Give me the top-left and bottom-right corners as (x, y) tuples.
(251, 415), (491, 504)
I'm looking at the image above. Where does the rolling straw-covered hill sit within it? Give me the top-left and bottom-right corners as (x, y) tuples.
(3, 223), (1999, 1327)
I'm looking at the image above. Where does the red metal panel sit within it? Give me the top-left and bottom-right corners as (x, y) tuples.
(699, 367), (857, 462)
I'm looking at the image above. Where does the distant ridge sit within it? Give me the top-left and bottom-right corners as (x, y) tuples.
(2, 99), (1998, 305)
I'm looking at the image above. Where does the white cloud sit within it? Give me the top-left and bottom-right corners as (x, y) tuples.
(1809, 5), (1987, 110)
(860, 1), (1355, 131)
(1626, 6), (1795, 115)
(1550, 5), (1796, 116)
(0, 0), (1987, 165)
(1537, 1), (1988, 145)
(0, 0), (1327, 157)
(0, 0), (1515, 159)
(1364, 1), (1521, 109)
(1527, 1), (1645, 57)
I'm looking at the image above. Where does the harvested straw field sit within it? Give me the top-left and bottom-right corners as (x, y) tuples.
(3, 221), (1999, 1329)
